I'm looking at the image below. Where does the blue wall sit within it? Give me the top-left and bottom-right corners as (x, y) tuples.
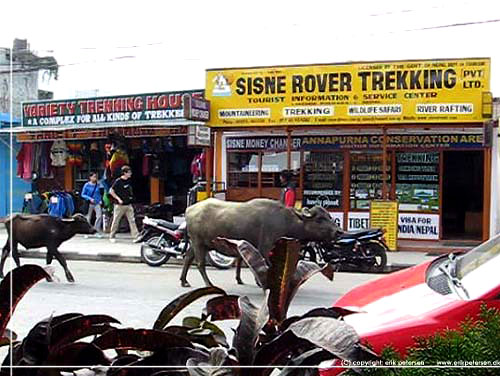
(0, 136), (31, 217)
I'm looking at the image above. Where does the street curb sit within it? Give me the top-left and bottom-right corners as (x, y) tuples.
(19, 251), (415, 273)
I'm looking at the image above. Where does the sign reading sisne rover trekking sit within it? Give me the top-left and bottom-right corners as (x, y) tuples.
(205, 58), (490, 127)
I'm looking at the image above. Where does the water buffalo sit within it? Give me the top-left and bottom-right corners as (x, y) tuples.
(0, 213), (96, 282)
(181, 198), (340, 287)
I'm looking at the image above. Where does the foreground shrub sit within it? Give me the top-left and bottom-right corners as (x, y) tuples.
(0, 238), (379, 376)
(343, 305), (500, 376)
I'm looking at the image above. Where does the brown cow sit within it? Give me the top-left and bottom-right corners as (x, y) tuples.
(180, 198), (340, 287)
(0, 213), (96, 282)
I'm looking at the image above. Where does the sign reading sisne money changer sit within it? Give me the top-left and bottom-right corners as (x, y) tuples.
(205, 58), (490, 127)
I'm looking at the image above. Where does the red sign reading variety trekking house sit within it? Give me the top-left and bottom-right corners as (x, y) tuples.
(22, 90), (204, 127)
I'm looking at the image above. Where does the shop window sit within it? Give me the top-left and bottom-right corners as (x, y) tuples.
(228, 152), (259, 188)
(350, 151), (391, 210)
(261, 151), (300, 187)
(396, 151), (439, 212)
(303, 151), (344, 209)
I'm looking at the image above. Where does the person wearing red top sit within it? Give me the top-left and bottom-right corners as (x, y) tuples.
(279, 170), (296, 208)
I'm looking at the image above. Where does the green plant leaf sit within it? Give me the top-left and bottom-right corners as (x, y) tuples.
(92, 328), (192, 351)
(204, 295), (241, 321)
(186, 347), (238, 376)
(50, 314), (120, 350)
(267, 239), (301, 324)
(38, 342), (109, 372)
(18, 315), (54, 366)
(112, 347), (208, 375)
(153, 287), (226, 330)
(233, 295), (269, 366)
(0, 265), (51, 338)
(165, 324), (227, 349)
(48, 313), (84, 327)
(281, 261), (335, 321)
(212, 238), (269, 288)
(278, 348), (332, 375)
(286, 317), (379, 364)
(253, 331), (313, 372)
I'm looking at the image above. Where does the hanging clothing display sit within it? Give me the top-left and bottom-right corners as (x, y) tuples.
(48, 191), (75, 218)
(66, 142), (84, 167)
(109, 148), (129, 178)
(50, 140), (69, 167)
(16, 143), (34, 180)
(190, 151), (206, 182)
(40, 142), (54, 178)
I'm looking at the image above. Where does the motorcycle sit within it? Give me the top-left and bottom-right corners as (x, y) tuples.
(138, 216), (235, 269)
(300, 228), (388, 273)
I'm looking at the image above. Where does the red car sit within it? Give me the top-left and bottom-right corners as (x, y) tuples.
(320, 234), (500, 375)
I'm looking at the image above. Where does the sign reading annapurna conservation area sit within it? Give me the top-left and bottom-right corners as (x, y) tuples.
(205, 58), (490, 127)
(22, 90), (204, 127)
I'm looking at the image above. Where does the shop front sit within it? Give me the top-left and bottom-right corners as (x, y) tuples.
(12, 90), (210, 214)
(205, 58), (495, 242)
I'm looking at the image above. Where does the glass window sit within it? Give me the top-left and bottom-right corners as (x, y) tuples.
(303, 152), (344, 209)
(350, 151), (391, 210)
(396, 152), (439, 212)
(261, 151), (300, 187)
(228, 152), (259, 188)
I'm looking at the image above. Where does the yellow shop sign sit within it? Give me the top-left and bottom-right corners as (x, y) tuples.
(205, 58), (490, 127)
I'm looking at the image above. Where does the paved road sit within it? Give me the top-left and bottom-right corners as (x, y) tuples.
(4, 258), (381, 344)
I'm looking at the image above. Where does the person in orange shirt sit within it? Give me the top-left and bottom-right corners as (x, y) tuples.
(279, 170), (296, 208)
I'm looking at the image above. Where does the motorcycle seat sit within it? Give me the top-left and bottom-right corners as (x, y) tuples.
(337, 228), (382, 239)
(151, 218), (180, 231)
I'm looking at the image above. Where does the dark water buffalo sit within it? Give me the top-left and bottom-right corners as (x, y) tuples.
(181, 198), (340, 287)
(0, 213), (96, 282)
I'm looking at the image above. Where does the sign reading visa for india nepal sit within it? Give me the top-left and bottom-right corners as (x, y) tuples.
(205, 58), (490, 126)
(22, 90), (204, 127)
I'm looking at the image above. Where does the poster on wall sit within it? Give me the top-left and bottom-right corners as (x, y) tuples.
(370, 201), (399, 251)
(329, 212), (345, 230)
(396, 152), (440, 212)
(398, 213), (440, 240)
(347, 212), (370, 231)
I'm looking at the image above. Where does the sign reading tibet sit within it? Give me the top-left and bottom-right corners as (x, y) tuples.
(205, 58), (490, 127)
(22, 90), (204, 127)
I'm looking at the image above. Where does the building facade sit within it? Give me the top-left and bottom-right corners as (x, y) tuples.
(204, 58), (494, 242)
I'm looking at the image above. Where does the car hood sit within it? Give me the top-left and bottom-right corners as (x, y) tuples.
(335, 261), (431, 308)
(334, 259), (460, 337)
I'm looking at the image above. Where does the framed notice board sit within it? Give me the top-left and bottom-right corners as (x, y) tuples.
(370, 200), (399, 251)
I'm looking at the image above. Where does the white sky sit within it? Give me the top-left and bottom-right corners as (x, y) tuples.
(1, 0), (500, 99)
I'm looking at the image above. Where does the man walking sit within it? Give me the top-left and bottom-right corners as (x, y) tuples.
(81, 172), (103, 237)
(108, 165), (139, 242)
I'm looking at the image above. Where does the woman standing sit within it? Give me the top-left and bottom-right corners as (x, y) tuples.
(81, 172), (103, 237)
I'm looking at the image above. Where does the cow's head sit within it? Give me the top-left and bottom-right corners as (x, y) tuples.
(61, 214), (97, 234)
(293, 206), (340, 241)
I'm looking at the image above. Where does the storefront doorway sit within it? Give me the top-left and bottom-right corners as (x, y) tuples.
(442, 150), (484, 240)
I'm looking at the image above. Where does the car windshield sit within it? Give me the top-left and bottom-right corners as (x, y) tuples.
(457, 233), (500, 279)
(453, 233), (500, 300)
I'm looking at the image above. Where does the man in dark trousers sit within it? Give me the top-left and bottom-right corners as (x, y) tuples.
(108, 165), (139, 242)
(280, 170), (296, 208)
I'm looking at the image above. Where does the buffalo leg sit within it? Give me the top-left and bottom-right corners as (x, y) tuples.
(180, 245), (195, 288)
(11, 241), (21, 268)
(236, 256), (244, 285)
(48, 246), (74, 283)
(46, 252), (54, 264)
(195, 245), (213, 288)
(0, 241), (10, 278)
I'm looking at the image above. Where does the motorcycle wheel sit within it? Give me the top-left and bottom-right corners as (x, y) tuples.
(360, 241), (387, 272)
(300, 245), (318, 264)
(207, 250), (235, 269)
(140, 236), (171, 267)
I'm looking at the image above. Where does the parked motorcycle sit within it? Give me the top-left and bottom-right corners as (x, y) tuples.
(138, 216), (235, 269)
(300, 228), (388, 272)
